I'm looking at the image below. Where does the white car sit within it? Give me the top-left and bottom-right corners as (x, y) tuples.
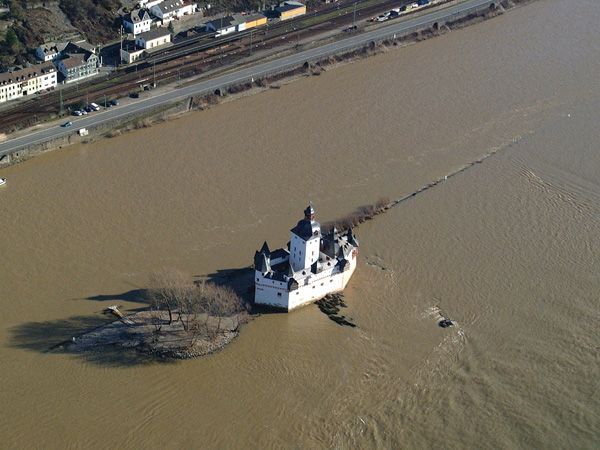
(0, 178), (6, 186)
(376, 14), (389, 22)
(89, 102), (101, 111)
(72, 110), (83, 116)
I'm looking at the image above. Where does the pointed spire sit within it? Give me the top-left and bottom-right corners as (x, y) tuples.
(304, 203), (315, 220)
(260, 241), (270, 255)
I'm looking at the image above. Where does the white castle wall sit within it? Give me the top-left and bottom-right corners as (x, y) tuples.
(254, 255), (357, 311)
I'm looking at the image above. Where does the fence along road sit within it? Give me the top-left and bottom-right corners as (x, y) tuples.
(0, 0), (497, 159)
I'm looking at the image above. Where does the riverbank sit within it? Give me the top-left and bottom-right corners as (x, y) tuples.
(3, 0), (598, 445)
(0, 0), (525, 168)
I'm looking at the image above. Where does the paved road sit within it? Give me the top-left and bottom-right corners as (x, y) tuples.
(0, 0), (495, 158)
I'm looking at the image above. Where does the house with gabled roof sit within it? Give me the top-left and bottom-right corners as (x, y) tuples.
(35, 42), (69, 62)
(150, 0), (196, 22)
(0, 62), (57, 103)
(123, 8), (153, 35)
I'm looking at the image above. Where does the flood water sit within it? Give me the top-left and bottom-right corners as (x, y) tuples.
(1, 0), (598, 447)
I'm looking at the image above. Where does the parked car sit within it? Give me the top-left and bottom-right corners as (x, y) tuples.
(72, 110), (83, 116)
(89, 102), (101, 111)
(109, 99), (119, 106)
(62, 121), (73, 127)
(129, 92), (140, 99)
(84, 106), (93, 113)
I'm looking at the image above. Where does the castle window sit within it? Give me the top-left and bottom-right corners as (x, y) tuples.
(256, 278), (259, 281)
(277, 292), (282, 297)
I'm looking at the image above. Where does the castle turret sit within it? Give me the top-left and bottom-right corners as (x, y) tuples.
(289, 204), (321, 272)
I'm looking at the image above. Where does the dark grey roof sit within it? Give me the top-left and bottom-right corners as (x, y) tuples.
(207, 16), (236, 29)
(0, 62), (55, 85)
(239, 13), (266, 22)
(137, 28), (171, 41)
(346, 228), (359, 247)
(126, 8), (151, 23)
(291, 219), (320, 240)
(59, 54), (86, 69)
(275, 3), (304, 13)
(260, 241), (270, 255)
(270, 248), (289, 260)
(70, 40), (96, 54)
(254, 251), (270, 272)
(288, 278), (299, 291)
(304, 204), (315, 217)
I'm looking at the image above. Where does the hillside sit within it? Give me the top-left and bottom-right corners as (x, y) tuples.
(1, 0), (123, 67)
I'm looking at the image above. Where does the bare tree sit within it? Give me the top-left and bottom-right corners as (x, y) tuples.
(147, 269), (249, 346)
(148, 268), (194, 325)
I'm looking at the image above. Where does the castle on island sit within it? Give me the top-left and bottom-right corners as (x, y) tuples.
(254, 205), (359, 311)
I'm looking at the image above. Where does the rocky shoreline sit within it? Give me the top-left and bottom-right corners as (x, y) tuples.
(60, 310), (242, 360)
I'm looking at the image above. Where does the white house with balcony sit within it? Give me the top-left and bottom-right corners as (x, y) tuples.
(254, 205), (359, 311)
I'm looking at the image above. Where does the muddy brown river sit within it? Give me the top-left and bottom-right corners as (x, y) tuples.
(1, 0), (598, 447)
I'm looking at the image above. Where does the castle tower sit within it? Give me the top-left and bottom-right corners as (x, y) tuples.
(289, 204), (321, 272)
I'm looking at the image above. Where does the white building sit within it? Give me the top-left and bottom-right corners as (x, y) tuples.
(205, 16), (236, 36)
(135, 28), (171, 49)
(35, 42), (68, 62)
(55, 52), (99, 82)
(139, 0), (164, 8)
(123, 8), (153, 35)
(254, 205), (359, 311)
(0, 62), (57, 103)
(119, 40), (145, 63)
(150, 0), (196, 22)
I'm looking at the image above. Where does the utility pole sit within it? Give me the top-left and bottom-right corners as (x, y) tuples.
(250, 29), (253, 56)
(104, 95), (107, 108)
(353, 2), (357, 28)
(153, 59), (156, 87)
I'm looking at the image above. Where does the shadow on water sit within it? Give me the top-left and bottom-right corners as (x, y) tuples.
(9, 314), (175, 368)
(86, 288), (149, 305)
(9, 267), (261, 366)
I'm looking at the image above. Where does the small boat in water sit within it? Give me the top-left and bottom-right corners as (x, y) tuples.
(0, 178), (6, 186)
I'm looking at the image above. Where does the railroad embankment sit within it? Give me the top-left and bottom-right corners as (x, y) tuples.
(0, 0), (530, 168)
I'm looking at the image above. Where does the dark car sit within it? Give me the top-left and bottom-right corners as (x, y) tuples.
(129, 92), (140, 99)
(109, 99), (119, 106)
(62, 121), (73, 127)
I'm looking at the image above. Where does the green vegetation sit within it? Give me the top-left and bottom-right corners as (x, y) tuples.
(0, 25), (26, 67)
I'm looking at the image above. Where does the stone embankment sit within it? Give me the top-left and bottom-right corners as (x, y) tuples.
(0, 0), (526, 168)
